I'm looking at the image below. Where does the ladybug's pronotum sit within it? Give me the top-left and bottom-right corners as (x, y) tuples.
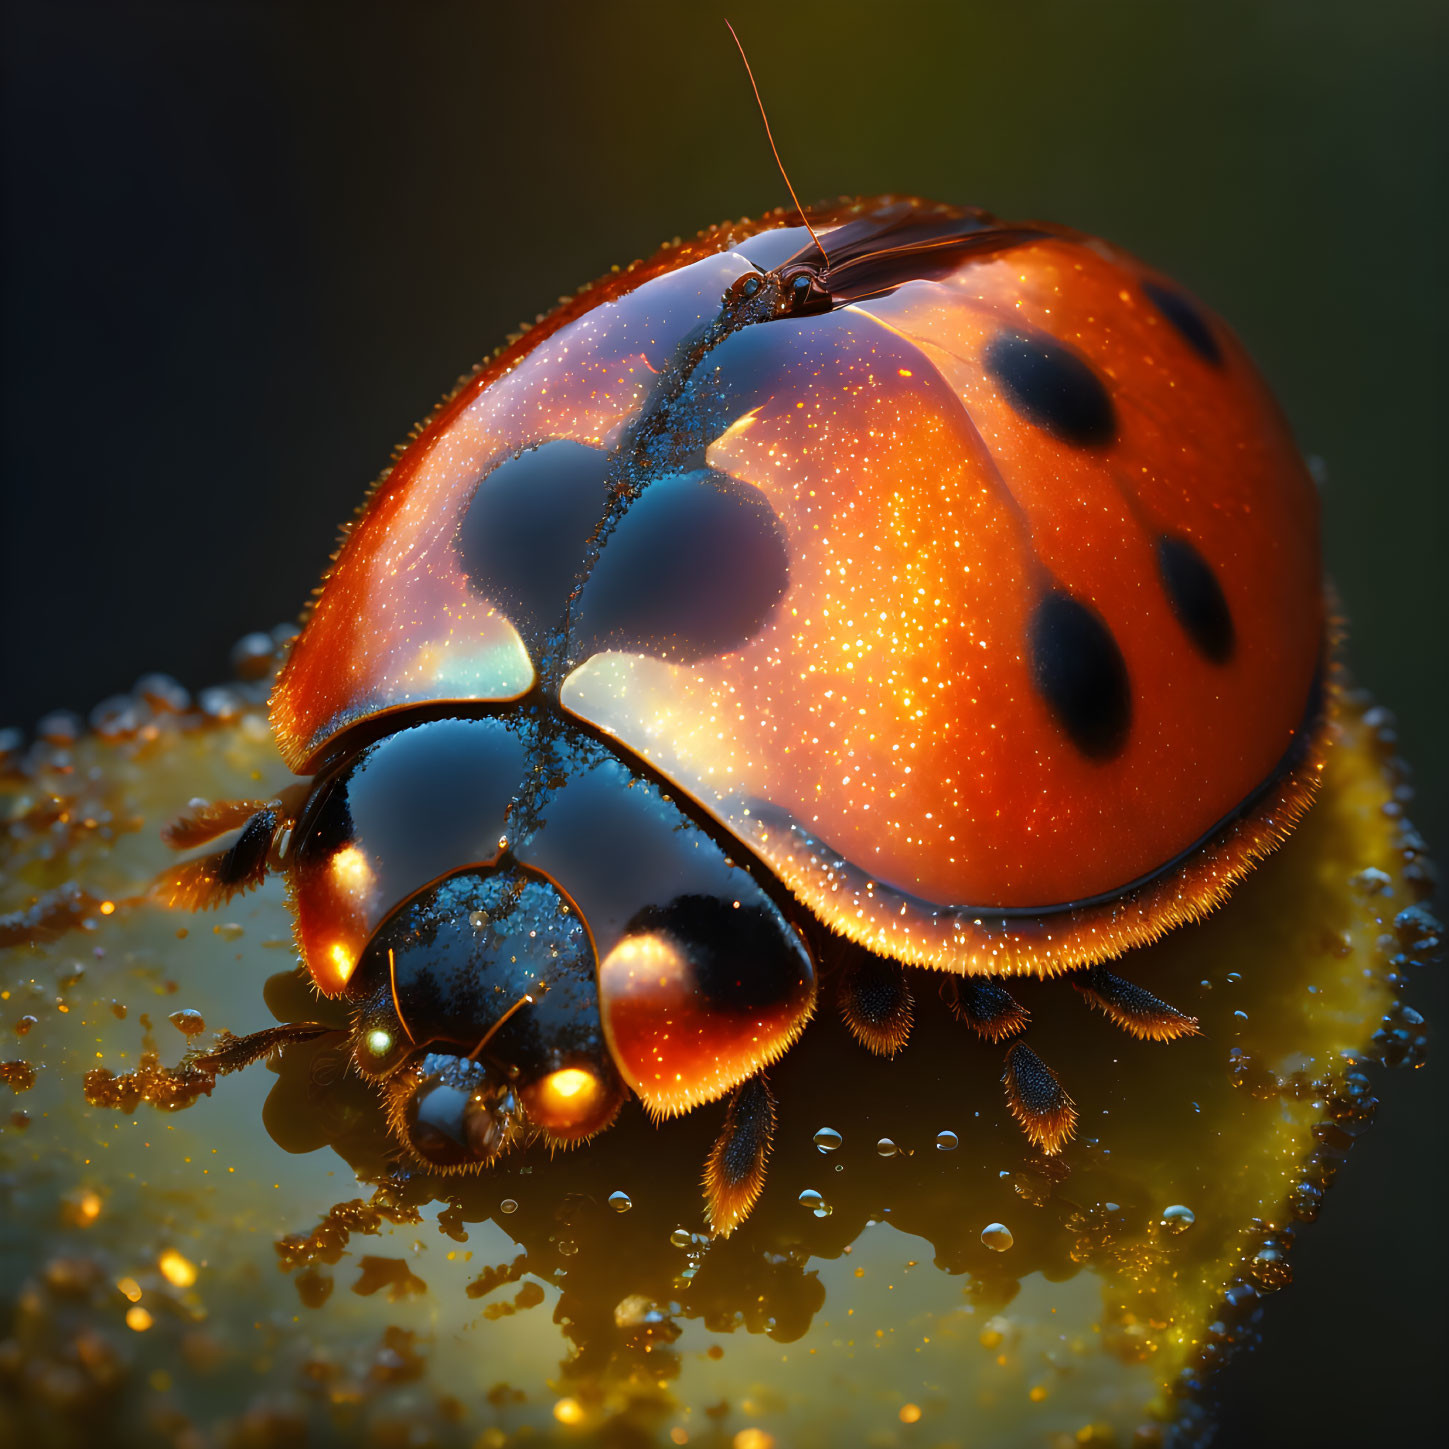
(162, 196), (1324, 1233)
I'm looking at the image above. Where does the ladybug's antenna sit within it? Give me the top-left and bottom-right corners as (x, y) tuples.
(388, 948), (417, 1048)
(467, 991), (536, 1063)
(725, 19), (826, 266)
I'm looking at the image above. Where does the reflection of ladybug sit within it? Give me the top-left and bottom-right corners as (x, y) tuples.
(164, 196), (1325, 1233)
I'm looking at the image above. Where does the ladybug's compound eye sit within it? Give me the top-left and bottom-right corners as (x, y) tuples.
(518, 1065), (622, 1141)
(597, 896), (816, 1117)
(770, 266), (830, 317)
(351, 1017), (411, 1079)
(725, 272), (764, 306)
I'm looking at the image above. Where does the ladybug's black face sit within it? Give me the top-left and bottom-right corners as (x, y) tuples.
(351, 864), (625, 1172)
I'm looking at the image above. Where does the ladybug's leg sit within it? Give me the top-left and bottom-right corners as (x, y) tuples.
(85, 1019), (342, 1113)
(703, 1073), (776, 1237)
(156, 807), (279, 910)
(1070, 965), (1200, 1042)
(941, 975), (1030, 1043)
(984, 968), (1189, 1156)
(161, 798), (274, 849)
(156, 785), (308, 911)
(1002, 1041), (1078, 1154)
(190, 1020), (340, 1075)
(837, 953), (914, 1056)
(937, 976), (1073, 1152)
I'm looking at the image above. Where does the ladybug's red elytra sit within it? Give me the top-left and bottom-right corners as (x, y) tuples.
(163, 197), (1326, 1234)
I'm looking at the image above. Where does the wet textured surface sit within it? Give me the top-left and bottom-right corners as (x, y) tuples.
(0, 679), (1435, 1447)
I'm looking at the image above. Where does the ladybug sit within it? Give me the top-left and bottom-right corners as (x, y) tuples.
(161, 193), (1325, 1234)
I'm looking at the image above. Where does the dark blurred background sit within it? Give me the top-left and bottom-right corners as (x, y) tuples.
(2, 2), (1445, 1443)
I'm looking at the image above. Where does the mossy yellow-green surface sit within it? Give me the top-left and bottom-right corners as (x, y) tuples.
(0, 683), (1435, 1448)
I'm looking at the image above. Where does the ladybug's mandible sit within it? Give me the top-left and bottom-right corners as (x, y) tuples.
(164, 195), (1324, 1233)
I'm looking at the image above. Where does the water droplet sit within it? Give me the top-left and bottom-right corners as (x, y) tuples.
(1288, 1181), (1323, 1222)
(798, 1189), (824, 1210)
(813, 1127), (842, 1153)
(935, 1130), (959, 1151)
(876, 1137), (898, 1157)
(1233, 1009), (1249, 1020)
(669, 1228), (691, 1248)
(1161, 1204), (1196, 1234)
(1249, 1245), (1293, 1292)
(500, 1198), (518, 1215)
(980, 1222), (1014, 1252)
(608, 1191), (632, 1213)
(469, 910), (488, 929)
(557, 1239), (578, 1256)
(1226, 972), (1242, 983)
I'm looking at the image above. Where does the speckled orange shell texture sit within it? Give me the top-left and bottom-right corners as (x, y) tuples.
(272, 198), (1324, 975)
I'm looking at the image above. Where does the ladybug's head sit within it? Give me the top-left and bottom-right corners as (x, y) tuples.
(282, 715), (815, 1174)
(347, 865), (626, 1172)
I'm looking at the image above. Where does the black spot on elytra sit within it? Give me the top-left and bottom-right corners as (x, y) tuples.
(1029, 590), (1131, 759)
(1157, 535), (1235, 663)
(624, 895), (813, 1016)
(1142, 279), (1222, 366)
(984, 329), (1117, 447)
(577, 468), (789, 662)
(456, 440), (611, 645)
